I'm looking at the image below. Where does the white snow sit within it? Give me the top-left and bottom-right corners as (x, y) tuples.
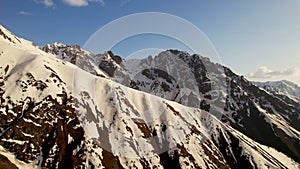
(1, 138), (26, 145)
(68, 134), (73, 144)
(22, 132), (34, 138)
(23, 118), (42, 127)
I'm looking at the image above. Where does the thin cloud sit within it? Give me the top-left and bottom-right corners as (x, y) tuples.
(248, 66), (299, 79)
(44, 0), (54, 7)
(34, 0), (54, 7)
(62, 0), (104, 7)
(120, 0), (131, 7)
(90, 0), (104, 6)
(62, 0), (88, 6)
(19, 11), (32, 16)
(247, 66), (300, 85)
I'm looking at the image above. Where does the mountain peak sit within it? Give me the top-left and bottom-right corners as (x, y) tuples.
(104, 51), (123, 64)
(0, 24), (22, 45)
(0, 25), (38, 51)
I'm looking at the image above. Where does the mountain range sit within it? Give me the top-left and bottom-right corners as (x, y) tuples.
(254, 80), (300, 106)
(0, 24), (299, 169)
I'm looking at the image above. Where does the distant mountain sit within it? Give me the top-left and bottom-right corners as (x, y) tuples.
(0, 24), (299, 168)
(254, 80), (300, 106)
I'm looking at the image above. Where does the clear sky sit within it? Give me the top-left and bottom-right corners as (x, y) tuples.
(1, 0), (300, 84)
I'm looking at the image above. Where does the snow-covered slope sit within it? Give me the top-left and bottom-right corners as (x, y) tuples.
(0, 24), (300, 168)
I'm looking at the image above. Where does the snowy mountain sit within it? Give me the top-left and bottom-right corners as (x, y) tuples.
(0, 24), (300, 168)
(254, 80), (300, 105)
(46, 41), (300, 165)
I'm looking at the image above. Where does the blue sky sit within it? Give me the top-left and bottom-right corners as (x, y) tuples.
(1, 0), (300, 84)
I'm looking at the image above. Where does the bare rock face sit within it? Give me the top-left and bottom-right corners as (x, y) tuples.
(98, 55), (118, 77)
(107, 51), (122, 64)
(131, 68), (179, 99)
